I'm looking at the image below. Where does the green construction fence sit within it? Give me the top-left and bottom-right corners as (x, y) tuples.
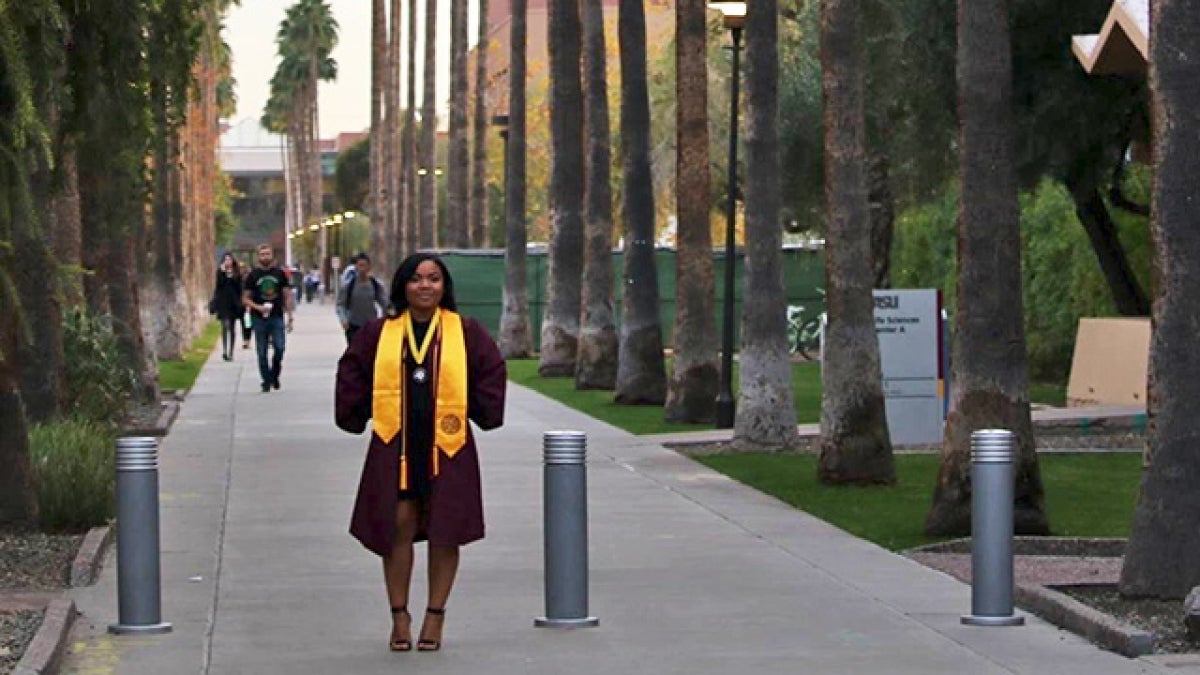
(436, 247), (825, 349)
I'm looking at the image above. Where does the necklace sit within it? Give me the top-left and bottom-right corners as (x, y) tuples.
(404, 309), (441, 384)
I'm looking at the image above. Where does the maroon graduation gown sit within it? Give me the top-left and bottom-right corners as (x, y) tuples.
(335, 315), (507, 555)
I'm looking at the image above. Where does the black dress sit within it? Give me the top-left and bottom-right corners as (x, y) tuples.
(399, 319), (434, 500)
(212, 271), (243, 320)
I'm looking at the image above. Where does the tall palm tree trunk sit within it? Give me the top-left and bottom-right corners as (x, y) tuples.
(498, 0), (533, 357)
(734, 0), (797, 445)
(575, 0), (618, 390)
(418, 0), (439, 248)
(370, 0), (386, 265)
(0, 348), (35, 527)
(388, 0), (403, 268)
(540, 0), (585, 377)
(469, 0), (491, 248)
(402, 0), (419, 255)
(664, 0), (716, 422)
(307, 77), (324, 267)
(924, 0), (1047, 536)
(447, 0), (471, 247)
(817, 0), (893, 483)
(614, 0), (665, 403)
(1119, 0), (1200, 600)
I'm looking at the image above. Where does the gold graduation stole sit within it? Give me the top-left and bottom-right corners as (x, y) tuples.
(372, 309), (469, 485)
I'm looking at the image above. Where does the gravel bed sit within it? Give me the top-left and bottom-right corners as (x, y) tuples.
(0, 532), (82, 589)
(0, 610), (43, 674)
(1061, 585), (1200, 654)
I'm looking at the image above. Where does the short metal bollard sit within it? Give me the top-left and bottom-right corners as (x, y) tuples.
(535, 431), (599, 628)
(109, 437), (172, 635)
(961, 429), (1025, 627)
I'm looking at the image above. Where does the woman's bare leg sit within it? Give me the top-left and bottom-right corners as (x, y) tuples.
(384, 500), (420, 644)
(419, 545), (459, 645)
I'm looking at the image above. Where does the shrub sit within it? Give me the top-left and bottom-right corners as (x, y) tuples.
(891, 178), (1151, 383)
(61, 307), (135, 425)
(29, 417), (116, 532)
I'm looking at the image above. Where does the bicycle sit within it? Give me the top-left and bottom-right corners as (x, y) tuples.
(787, 305), (823, 361)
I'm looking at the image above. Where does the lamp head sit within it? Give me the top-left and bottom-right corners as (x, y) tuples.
(709, 0), (746, 29)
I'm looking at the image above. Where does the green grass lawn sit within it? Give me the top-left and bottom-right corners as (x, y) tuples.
(508, 358), (1066, 436)
(695, 452), (1141, 551)
(158, 321), (222, 392)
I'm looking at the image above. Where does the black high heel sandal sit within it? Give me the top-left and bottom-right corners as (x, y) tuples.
(390, 606), (413, 652)
(417, 607), (445, 652)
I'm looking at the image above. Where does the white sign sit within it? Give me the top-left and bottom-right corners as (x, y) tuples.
(874, 289), (945, 445)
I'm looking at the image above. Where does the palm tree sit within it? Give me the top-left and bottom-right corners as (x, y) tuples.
(924, 0), (1047, 536)
(469, 0), (491, 247)
(387, 0), (403, 268)
(817, 0), (893, 483)
(278, 0), (339, 262)
(575, 0), (618, 390)
(419, 0), (439, 247)
(734, 0), (797, 445)
(614, 0), (666, 403)
(0, 0), (62, 526)
(402, 0), (419, 254)
(663, 0), (716, 422)
(540, 0), (585, 377)
(1119, 0), (1200, 600)
(370, 0), (387, 266)
(447, 0), (471, 247)
(498, 0), (534, 357)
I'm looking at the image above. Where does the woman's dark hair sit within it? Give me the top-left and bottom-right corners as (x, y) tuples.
(221, 252), (240, 276)
(389, 253), (457, 315)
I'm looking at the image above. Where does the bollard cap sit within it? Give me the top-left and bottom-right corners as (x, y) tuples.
(116, 436), (159, 471)
(543, 430), (587, 465)
(116, 436), (159, 449)
(971, 429), (1014, 464)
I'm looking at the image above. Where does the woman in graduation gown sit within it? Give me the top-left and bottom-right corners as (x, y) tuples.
(335, 252), (507, 653)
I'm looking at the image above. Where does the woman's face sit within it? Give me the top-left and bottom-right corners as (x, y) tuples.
(222, 254), (234, 269)
(405, 260), (445, 314)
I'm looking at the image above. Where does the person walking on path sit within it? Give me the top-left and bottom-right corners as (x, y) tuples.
(211, 252), (244, 361)
(336, 253), (389, 344)
(242, 243), (294, 392)
(335, 252), (507, 653)
(240, 264), (254, 350)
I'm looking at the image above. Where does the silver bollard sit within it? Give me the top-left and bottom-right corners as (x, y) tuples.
(109, 437), (172, 635)
(535, 431), (599, 628)
(961, 429), (1025, 626)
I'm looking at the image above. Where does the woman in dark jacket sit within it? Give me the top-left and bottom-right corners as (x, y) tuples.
(212, 252), (244, 361)
(335, 253), (506, 653)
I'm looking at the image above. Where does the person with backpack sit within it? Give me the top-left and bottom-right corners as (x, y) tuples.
(337, 253), (389, 344)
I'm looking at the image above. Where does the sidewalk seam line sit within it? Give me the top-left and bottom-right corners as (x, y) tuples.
(203, 362), (241, 675)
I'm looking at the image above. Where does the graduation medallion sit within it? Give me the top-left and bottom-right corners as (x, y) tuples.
(403, 309), (441, 387)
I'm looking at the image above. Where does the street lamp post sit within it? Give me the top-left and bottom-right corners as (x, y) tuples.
(711, 0), (746, 429)
(493, 114), (510, 238)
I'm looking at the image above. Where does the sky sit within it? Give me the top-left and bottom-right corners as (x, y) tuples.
(224, 0), (481, 136)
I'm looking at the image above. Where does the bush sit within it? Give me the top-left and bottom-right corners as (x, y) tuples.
(61, 307), (135, 425)
(891, 178), (1151, 383)
(29, 417), (116, 532)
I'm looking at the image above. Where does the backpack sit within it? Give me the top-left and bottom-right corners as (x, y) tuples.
(343, 275), (383, 310)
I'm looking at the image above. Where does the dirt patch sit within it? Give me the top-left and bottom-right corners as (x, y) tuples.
(0, 532), (82, 590)
(0, 610), (42, 674)
(0, 531), (82, 673)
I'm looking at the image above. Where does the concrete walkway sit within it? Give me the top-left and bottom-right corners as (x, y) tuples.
(60, 303), (1169, 674)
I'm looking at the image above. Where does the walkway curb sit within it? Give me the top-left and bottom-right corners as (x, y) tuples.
(12, 596), (75, 675)
(1016, 583), (1154, 657)
(69, 526), (112, 588)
